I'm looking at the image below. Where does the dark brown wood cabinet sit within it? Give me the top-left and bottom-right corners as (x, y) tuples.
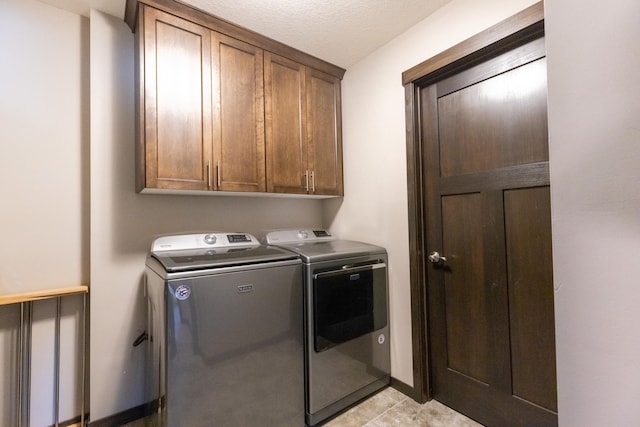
(264, 53), (343, 196)
(212, 33), (265, 192)
(138, 6), (213, 191)
(264, 53), (307, 194)
(305, 68), (343, 196)
(127, 0), (345, 196)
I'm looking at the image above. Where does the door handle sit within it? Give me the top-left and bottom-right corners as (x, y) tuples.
(310, 170), (315, 193)
(428, 251), (447, 265)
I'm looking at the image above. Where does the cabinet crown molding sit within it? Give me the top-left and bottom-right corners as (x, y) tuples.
(124, 0), (346, 79)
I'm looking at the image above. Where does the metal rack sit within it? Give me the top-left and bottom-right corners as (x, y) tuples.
(0, 286), (89, 427)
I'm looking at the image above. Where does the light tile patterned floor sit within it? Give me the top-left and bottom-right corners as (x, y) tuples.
(124, 387), (482, 427)
(324, 387), (482, 427)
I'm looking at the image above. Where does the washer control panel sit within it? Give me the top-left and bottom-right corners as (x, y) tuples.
(151, 232), (260, 252)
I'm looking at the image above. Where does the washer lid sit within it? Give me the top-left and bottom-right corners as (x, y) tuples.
(148, 232), (298, 272)
(151, 245), (298, 272)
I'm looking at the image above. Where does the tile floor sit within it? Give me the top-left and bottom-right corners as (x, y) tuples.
(124, 387), (482, 427)
(323, 387), (482, 427)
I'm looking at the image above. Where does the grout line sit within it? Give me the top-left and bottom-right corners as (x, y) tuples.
(366, 394), (409, 425)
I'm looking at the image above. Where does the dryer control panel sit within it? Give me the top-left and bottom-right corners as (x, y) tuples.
(265, 229), (335, 244)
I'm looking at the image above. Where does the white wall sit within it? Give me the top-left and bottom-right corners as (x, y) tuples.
(89, 11), (323, 421)
(545, 0), (640, 425)
(0, 0), (88, 425)
(326, 0), (539, 387)
(0, 0), (88, 294)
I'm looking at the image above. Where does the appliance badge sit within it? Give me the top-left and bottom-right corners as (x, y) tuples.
(237, 284), (254, 293)
(377, 334), (386, 345)
(174, 284), (191, 301)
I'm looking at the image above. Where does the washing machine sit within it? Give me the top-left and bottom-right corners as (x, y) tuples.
(145, 232), (304, 426)
(265, 229), (390, 426)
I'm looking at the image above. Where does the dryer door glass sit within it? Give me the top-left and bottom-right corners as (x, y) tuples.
(313, 262), (387, 352)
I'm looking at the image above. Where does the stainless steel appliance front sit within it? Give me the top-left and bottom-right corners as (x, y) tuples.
(145, 233), (304, 426)
(265, 230), (390, 426)
(306, 254), (390, 425)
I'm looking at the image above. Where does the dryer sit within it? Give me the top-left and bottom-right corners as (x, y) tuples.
(265, 229), (390, 426)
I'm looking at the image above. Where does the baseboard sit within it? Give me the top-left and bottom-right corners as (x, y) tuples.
(47, 415), (86, 427)
(87, 402), (153, 427)
(86, 384), (419, 426)
(390, 377), (425, 403)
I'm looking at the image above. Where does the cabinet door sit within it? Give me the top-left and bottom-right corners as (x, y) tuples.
(306, 68), (343, 196)
(264, 53), (308, 194)
(212, 33), (265, 192)
(142, 6), (213, 190)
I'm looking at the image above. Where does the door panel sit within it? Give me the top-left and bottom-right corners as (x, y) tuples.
(505, 186), (557, 411)
(265, 53), (307, 194)
(155, 23), (204, 180)
(212, 33), (265, 192)
(438, 58), (548, 177)
(441, 193), (490, 384)
(424, 35), (557, 426)
(306, 68), (343, 195)
(144, 7), (212, 190)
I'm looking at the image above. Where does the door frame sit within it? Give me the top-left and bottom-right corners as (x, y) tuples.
(402, 2), (545, 403)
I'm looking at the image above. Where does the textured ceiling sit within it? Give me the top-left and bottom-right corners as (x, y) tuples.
(38, 0), (451, 68)
(183, 0), (452, 68)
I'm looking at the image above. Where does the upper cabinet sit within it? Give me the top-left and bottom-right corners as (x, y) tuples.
(264, 53), (307, 194)
(126, 0), (345, 197)
(265, 54), (343, 196)
(305, 68), (343, 196)
(212, 33), (266, 192)
(139, 7), (213, 191)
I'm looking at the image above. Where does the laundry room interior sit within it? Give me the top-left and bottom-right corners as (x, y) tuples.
(1, 0), (639, 426)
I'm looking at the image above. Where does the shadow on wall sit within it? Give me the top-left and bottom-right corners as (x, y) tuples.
(80, 16), (90, 287)
(322, 197), (343, 231)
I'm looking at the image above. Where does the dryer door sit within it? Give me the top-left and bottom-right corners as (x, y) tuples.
(313, 262), (387, 352)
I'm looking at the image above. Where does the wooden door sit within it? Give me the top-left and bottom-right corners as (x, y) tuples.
(212, 33), (265, 192)
(142, 6), (212, 190)
(264, 52), (308, 194)
(422, 37), (557, 426)
(306, 68), (343, 196)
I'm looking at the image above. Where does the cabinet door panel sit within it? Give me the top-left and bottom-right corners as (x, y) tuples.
(306, 68), (343, 195)
(265, 53), (307, 194)
(143, 6), (212, 190)
(212, 33), (265, 192)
